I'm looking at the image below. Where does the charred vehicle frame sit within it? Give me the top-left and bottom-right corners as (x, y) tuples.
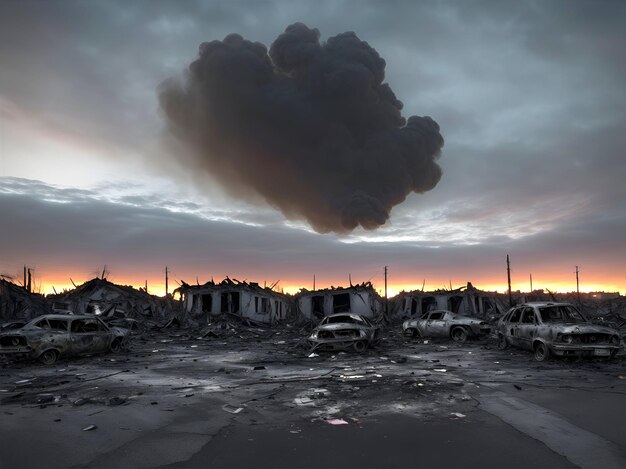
(0, 314), (130, 365)
(402, 310), (491, 342)
(496, 302), (621, 361)
(308, 313), (381, 352)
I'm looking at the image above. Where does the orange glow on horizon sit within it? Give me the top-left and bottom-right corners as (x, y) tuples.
(34, 274), (625, 298)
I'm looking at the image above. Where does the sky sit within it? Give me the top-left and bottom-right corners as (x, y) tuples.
(1, 0), (625, 297)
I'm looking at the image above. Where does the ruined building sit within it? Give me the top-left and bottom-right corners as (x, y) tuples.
(48, 278), (177, 321)
(391, 282), (507, 320)
(176, 278), (291, 325)
(296, 282), (383, 321)
(0, 278), (50, 321)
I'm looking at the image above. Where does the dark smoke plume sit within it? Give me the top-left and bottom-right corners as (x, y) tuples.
(159, 23), (443, 233)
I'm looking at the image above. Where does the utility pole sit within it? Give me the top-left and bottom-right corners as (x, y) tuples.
(575, 266), (580, 304)
(27, 268), (32, 293)
(349, 273), (352, 286)
(384, 266), (388, 315)
(530, 273), (533, 292)
(506, 254), (513, 307)
(23, 266), (27, 289)
(449, 280), (453, 291)
(145, 280), (148, 294)
(165, 266), (169, 297)
(313, 274), (316, 291)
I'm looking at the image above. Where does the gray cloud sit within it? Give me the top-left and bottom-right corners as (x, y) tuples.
(1, 178), (624, 291)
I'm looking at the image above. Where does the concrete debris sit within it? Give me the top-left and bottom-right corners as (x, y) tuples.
(0, 279), (50, 322)
(326, 418), (349, 425)
(222, 404), (244, 414)
(49, 278), (178, 323)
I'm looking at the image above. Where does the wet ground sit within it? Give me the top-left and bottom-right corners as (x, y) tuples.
(1, 324), (625, 469)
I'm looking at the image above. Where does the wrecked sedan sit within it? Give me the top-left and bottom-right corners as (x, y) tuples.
(309, 313), (381, 352)
(497, 302), (621, 361)
(0, 314), (130, 365)
(402, 310), (491, 342)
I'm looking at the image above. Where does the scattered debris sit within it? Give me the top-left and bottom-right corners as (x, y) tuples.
(222, 404), (244, 414)
(326, 418), (349, 425)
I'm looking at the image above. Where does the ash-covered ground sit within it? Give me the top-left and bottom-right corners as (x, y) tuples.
(1, 325), (625, 469)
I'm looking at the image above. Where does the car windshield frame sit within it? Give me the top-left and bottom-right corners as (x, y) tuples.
(321, 315), (365, 326)
(538, 305), (587, 324)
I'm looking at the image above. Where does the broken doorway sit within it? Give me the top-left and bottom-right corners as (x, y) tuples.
(449, 295), (463, 314)
(332, 293), (351, 313)
(421, 296), (437, 313)
(220, 292), (241, 314)
(311, 295), (325, 319)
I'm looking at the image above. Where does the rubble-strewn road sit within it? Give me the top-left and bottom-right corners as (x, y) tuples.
(1, 326), (625, 469)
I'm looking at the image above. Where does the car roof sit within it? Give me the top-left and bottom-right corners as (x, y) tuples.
(517, 302), (573, 308)
(31, 314), (100, 321)
(325, 313), (364, 320)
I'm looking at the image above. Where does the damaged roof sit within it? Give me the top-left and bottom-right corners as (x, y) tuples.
(47, 277), (164, 302)
(175, 277), (289, 298)
(296, 281), (381, 297)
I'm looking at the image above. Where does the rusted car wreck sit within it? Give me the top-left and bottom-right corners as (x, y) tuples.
(402, 310), (491, 342)
(308, 313), (381, 352)
(0, 314), (130, 364)
(497, 302), (621, 361)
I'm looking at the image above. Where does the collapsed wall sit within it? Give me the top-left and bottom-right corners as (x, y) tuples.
(391, 282), (507, 321)
(47, 278), (178, 322)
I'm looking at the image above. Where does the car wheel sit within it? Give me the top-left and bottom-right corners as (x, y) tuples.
(353, 340), (367, 352)
(609, 349), (618, 359)
(39, 349), (58, 365)
(497, 334), (509, 350)
(110, 339), (122, 353)
(451, 327), (468, 343)
(534, 342), (550, 362)
(405, 328), (420, 339)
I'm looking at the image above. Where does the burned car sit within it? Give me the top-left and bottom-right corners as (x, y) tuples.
(0, 314), (130, 365)
(308, 313), (381, 352)
(496, 302), (621, 361)
(402, 310), (491, 342)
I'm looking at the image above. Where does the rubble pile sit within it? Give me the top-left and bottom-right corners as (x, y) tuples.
(48, 278), (179, 323)
(0, 278), (50, 322)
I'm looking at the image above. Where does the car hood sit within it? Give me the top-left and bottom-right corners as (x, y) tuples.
(550, 324), (619, 335)
(314, 323), (369, 332)
(110, 326), (130, 337)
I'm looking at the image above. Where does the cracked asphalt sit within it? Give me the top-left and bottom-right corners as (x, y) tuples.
(1, 325), (625, 469)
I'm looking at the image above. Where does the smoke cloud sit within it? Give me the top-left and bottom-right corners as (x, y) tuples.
(159, 23), (443, 233)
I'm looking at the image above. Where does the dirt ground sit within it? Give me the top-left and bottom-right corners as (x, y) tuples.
(1, 324), (625, 469)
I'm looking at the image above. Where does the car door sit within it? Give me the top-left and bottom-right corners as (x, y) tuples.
(70, 318), (110, 355)
(505, 308), (523, 347)
(424, 311), (446, 337)
(45, 318), (71, 353)
(516, 307), (538, 350)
